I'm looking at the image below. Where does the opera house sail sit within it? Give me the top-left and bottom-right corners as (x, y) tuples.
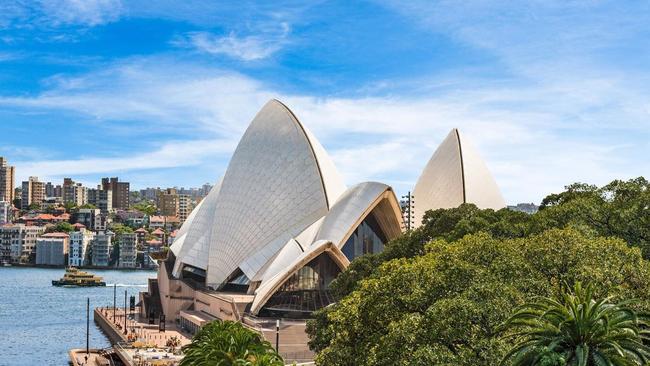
(412, 128), (505, 227)
(143, 99), (506, 332)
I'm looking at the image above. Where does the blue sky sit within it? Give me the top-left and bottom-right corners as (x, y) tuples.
(0, 0), (648, 203)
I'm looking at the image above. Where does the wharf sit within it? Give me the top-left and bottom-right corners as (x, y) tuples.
(68, 349), (111, 366)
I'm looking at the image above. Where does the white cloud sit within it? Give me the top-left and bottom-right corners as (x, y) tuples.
(179, 23), (290, 61)
(1, 56), (648, 203)
(14, 138), (236, 185)
(40, 0), (123, 26)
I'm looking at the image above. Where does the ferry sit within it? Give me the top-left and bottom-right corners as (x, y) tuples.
(52, 267), (106, 287)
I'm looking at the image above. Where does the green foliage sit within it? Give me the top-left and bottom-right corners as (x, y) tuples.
(78, 203), (97, 210)
(45, 221), (74, 233)
(131, 201), (157, 216)
(308, 229), (650, 366)
(500, 282), (650, 366)
(110, 223), (134, 235)
(329, 177), (650, 300)
(180, 320), (284, 366)
(27, 202), (41, 211)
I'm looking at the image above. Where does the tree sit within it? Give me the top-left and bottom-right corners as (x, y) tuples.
(132, 201), (157, 216)
(307, 229), (650, 366)
(45, 222), (74, 233)
(110, 223), (134, 235)
(500, 282), (650, 366)
(328, 177), (650, 301)
(78, 203), (97, 210)
(180, 320), (284, 366)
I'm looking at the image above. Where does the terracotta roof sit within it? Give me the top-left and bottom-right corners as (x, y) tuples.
(151, 228), (165, 235)
(72, 223), (85, 228)
(135, 227), (147, 233)
(146, 239), (163, 246)
(41, 232), (70, 238)
(150, 215), (164, 222)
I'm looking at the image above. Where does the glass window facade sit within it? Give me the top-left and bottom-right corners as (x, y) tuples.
(259, 254), (340, 318)
(220, 268), (250, 293)
(341, 212), (388, 262)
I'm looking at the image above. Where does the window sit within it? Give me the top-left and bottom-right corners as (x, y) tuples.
(341, 212), (388, 262)
(259, 254), (340, 318)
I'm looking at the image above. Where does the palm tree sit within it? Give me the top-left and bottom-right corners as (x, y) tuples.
(179, 320), (284, 366)
(500, 282), (650, 366)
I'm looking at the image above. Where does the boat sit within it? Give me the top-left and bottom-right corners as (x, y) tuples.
(52, 267), (106, 287)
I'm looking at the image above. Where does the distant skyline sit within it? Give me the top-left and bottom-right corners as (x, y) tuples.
(1, 1), (649, 204)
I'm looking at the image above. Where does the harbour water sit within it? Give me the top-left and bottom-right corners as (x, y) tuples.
(0, 266), (155, 366)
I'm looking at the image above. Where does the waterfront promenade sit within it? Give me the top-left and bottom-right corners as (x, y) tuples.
(93, 306), (190, 365)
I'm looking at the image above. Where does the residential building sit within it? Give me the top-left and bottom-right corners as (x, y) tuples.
(1, 224), (46, 263)
(158, 188), (179, 217)
(91, 231), (113, 267)
(35, 232), (70, 266)
(143, 239), (162, 268)
(135, 227), (147, 247)
(68, 229), (94, 267)
(508, 203), (540, 214)
(101, 177), (130, 210)
(149, 215), (179, 231)
(75, 208), (105, 231)
(0, 201), (10, 224)
(140, 187), (159, 202)
(63, 178), (87, 206)
(148, 215), (165, 230)
(45, 182), (62, 198)
(178, 194), (193, 224)
(118, 233), (137, 268)
(21, 176), (46, 210)
(87, 187), (113, 214)
(0, 157), (15, 203)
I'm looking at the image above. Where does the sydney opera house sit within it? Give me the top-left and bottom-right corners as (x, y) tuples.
(141, 99), (505, 358)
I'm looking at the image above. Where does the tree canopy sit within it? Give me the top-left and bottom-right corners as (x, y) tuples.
(329, 177), (650, 300)
(131, 201), (157, 216)
(45, 221), (74, 233)
(307, 229), (650, 365)
(306, 176), (650, 365)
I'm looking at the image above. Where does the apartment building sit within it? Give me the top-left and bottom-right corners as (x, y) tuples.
(157, 188), (178, 217)
(87, 187), (113, 214)
(101, 177), (130, 210)
(117, 233), (137, 268)
(0, 157), (15, 203)
(0, 201), (10, 224)
(21, 176), (46, 209)
(91, 231), (113, 267)
(0, 224), (46, 263)
(68, 229), (95, 267)
(178, 194), (193, 224)
(63, 178), (87, 206)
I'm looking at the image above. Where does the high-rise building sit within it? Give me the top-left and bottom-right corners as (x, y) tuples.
(0, 157), (15, 203)
(87, 187), (113, 214)
(21, 176), (46, 210)
(69, 229), (94, 267)
(101, 177), (130, 210)
(158, 188), (179, 217)
(63, 178), (87, 206)
(0, 224), (45, 264)
(117, 233), (137, 268)
(91, 231), (113, 267)
(0, 201), (10, 224)
(178, 194), (193, 224)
